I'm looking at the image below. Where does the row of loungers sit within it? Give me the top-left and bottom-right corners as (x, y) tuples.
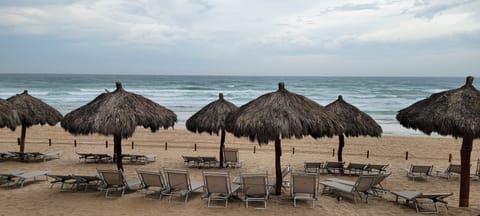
(0, 151), (62, 162)
(304, 161), (389, 175)
(406, 160), (480, 181)
(182, 148), (243, 168)
(76, 152), (157, 164)
(2, 167), (455, 213)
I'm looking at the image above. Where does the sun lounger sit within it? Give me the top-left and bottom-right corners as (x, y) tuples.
(163, 168), (204, 204)
(46, 174), (77, 191)
(320, 174), (378, 204)
(364, 164), (389, 173)
(406, 164), (433, 181)
(272, 165), (292, 192)
(199, 156), (219, 168)
(97, 169), (141, 198)
(182, 156), (200, 167)
(240, 172), (269, 209)
(203, 171), (240, 208)
(224, 148), (242, 168)
(0, 170), (24, 186)
(0, 152), (16, 161)
(326, 172), (391, 197)
(15, 170), (49, 188)
(137, 170), (167, 199)
(344, 162), (368, 176)
(9, 151), (45, 162)
(436, 163), (461, 180)
(122, 154), (157, 164)
(291, 172), (318, 208)
(391, 191), (453, 213)
(72, 174), (101, 192)
(304, 162), (325, 173)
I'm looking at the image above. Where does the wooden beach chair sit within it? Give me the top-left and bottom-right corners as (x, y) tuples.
(240, 172), (269, 209)
(391, 191), (453, 213)
(163, 168), (204, 204)
(291, 172), (318, 208)
(202, 171), (240, 208)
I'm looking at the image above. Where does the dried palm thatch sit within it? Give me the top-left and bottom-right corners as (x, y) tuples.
(186, 93), (238, 167)
(325, 95), (382, 162)
(226, 82), (341, 194)
(8, 91), (63, 152)
(61, 82), (176, 171)
(0, 98), (20, 131)
(396, 76), (479, 207)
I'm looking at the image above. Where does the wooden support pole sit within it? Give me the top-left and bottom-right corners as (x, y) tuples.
(405, 151), (409, 160)
(292, 147), (295, 155)
(194, 143), (197, 151)
(49, 139), (52, 146)
(367, 150), (370, 159)
(165, 142), (168, 150)
(332, 148), (335, 157)
(254, 146), (256, 153)
(105, 141), (108, 148)
(17, 137), (20, 145)
(131, 141), (134, 149)
(449, 153), (452, 162)
(74, 139), (77, 147)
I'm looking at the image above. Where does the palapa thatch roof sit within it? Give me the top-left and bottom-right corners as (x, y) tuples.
(61, 82), (177, 138)
(0, 98), (20, 130)
(226, 82), (341, 144)
(7, 91), (62, 127)
(325, 95), (382, 137)
(186, 93), (238, 135)
(396, 76), (480, 138)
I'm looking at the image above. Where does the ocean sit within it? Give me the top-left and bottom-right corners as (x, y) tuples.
(0, 74), (468, 135)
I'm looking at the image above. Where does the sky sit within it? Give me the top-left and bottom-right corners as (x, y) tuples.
(0, 0), (478, 76)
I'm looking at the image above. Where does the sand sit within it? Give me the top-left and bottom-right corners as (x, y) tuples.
(1, 125), (480, 216)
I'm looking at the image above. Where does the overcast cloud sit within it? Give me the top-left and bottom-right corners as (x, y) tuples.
(0, 0), (478, 76)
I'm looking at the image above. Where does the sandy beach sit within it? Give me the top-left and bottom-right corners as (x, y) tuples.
(1, 125), (480, 216)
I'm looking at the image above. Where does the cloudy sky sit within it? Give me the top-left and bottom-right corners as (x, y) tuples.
(0, 0), (478, 76)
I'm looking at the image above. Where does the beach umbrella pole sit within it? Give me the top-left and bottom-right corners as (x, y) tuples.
(275, 136), (282, 195)
(459, 136), (473, 207)
(337, 134), (344, 162)
(19, 124), (26, 153)
(114, 135), (124, 171)
(219, 129), (226, 168)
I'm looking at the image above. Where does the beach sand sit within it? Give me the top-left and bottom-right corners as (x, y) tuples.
(1, 125), (480, 216)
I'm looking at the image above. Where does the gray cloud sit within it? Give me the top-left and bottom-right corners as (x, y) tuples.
(405, 0), (476, 19)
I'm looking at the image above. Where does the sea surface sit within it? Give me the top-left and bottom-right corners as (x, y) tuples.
(0, 74), (469, 135)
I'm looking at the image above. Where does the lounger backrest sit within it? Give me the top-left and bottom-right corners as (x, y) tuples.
(224, 149), (239, 162)
(282, 165), (292, 178)
(99, 170), (125, 186)
(203, 172), (230, 194)
(347, 163), (367, 170)
(448, 164), (462, 174)
(291, 173), (317, 195)
(241, 173), (268, 196)
(353, 175), (377, 192)
(137, 170), (164, 188)
(372, 172), (391, 186)
(411, 165), (433, 174)
(164, 169), (190, 191)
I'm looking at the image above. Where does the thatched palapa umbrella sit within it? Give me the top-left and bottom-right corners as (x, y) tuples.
(61, 82), (176, 171)
(226, 82), (341, 195)
(8, 91), (63, 153)
(186, 93), (238, 168)
(0, 98), (20, 131)
(396, 76), (480, 207)
(325, 95), (382, 162)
